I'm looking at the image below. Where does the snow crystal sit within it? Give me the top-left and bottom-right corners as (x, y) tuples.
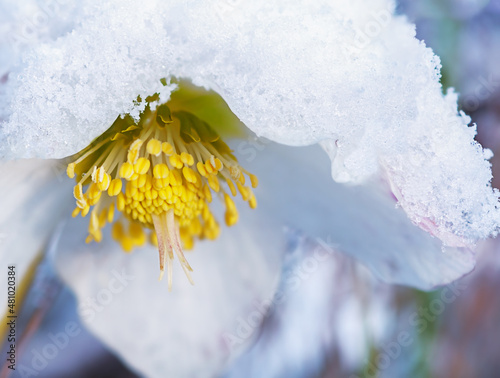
(0, 0), (498, 242)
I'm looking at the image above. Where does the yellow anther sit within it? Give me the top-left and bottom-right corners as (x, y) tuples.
(75, 195), (88, 210)
(108, 203), (115, 223)
(224, 194), (239, 226)
(94, 230), (103, 243)
(98, 209), (108, 228)
(208, 175), (220, 192)
(129, 222), (146, 245)
(146, 189), (159, 200)
(159, 186), (172, 200)
(152, 189), (159, 199)
(130, 177), (140, 188)
(97, 172), (111, 191)
(181, 232), (194, 250)
(146, 139), (162, 156)
(121, 238), (134, 253)
(82, 204), (90, 217)
(72, 207), (81, 217)
(108, 178), (123, 196)
(119, 162), (134, 180)
(67, 163), (76, 179)
(225, 210), (239, 227)
(226, 179), (237, 196)
(134, 157), (151, 175)
(73, 184), (84, 201)
(249, 174), (259, 188)
(204, 161), (215, 174)
(76, 198), (87, 209)
(169, 154), (184, 169)
(189, 218), (202, 236)
(180, 152), (194, 166)
(89, 210), (98, 230)
(93, 166), (107, 184)
(209, 156), (216, 169)
(172, 185), (182, 197)
(182, 166), (198, 183)
(126, 181), (138, 198)
(237, 182), (251, 201)
(136, 203), (146, 215)
(196, 162), (207, 177)
(144, 174), (153, 190)
(238, 173), (246, 185)
(137, 174), (148, 188)
(249, 193), (257, 209)
(133, 192), (145, 202)
(153, 177), (170, 190)
(208, 155), (223, 171)
(192, 172), (203, 189)
(224, 193), (237, 211)
(214, 158), (223, 171)
(117, 192), (125, 211)
(204, 222), (220, 240)
(202, 206), (211, 222)
(170, 170), (183, 186)
(88, 220), (97, 239)
(180, 189), (189, 203)
(162, 142), (174, 156)
(86, 183), (100, 199)
(153, 164), (169, 179)
(127, 139), (144, 163)
(203, 185), (212, 203)
(112, 221), (124, 240)
(88, 192), (101, 206)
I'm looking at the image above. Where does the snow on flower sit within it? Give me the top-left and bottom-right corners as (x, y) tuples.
(1, 0), (498, 245)
(0, 0), (499, 377)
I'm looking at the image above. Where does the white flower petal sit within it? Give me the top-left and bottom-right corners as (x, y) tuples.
(0, 159), (72, 314)
(245, 142), (475, 290)
(55, 200), (285, 378)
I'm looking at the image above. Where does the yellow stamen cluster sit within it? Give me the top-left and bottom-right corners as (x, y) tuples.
(66, 99), (258, 289)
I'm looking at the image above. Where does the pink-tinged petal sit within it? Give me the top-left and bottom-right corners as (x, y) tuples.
(55, 199), (285, 378)
(244, 142), (475, 290)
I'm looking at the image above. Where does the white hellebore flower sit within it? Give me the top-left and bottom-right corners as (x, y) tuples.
(0, 0), (499, 377)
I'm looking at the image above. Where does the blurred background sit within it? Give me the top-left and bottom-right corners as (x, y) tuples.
(3, 1), (500, 377)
